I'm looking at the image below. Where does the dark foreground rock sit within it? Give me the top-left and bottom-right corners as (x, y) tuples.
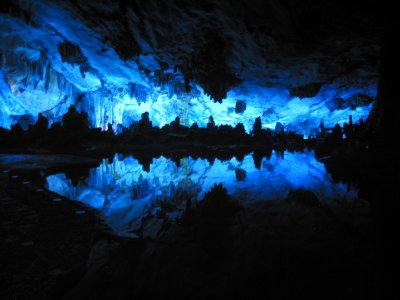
(62, 186), (374, 300)
(0, 172), (117, 300)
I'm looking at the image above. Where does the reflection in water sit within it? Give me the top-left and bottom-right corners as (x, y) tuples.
(46, 150), (357, 237)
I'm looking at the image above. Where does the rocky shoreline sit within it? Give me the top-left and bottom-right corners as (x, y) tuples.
(0, 161), (119, 300)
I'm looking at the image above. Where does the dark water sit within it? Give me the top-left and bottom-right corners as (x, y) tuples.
(46, 150), (357, 237)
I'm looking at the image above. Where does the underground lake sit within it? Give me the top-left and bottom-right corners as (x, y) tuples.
(45, 150), (358, 237)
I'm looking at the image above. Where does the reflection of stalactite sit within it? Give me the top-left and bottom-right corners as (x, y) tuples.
(180, 158), (191, 176)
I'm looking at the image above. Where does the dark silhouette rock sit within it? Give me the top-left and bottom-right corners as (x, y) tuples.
(287, 189), (320, 208)
(251, 117), (262, 136)
(235, 100), (246, 113)
(62, 105), (89, 133)
(235, 168), (246, 181)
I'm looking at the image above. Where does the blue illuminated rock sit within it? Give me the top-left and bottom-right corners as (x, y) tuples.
(0, 0), (381, 135)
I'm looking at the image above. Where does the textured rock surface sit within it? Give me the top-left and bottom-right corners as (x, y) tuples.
(1, 0), (397, 134)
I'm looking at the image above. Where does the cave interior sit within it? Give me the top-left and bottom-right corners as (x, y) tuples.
(0, 0), (399, 299)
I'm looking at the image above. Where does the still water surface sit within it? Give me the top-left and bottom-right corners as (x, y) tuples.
(46, 150), (357, 237)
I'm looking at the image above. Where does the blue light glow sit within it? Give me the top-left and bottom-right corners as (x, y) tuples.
(46, 150), (357, 237)
(0, 0), (377, 133)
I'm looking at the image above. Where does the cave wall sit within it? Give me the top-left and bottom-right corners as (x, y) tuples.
(1, 0), (391, 135)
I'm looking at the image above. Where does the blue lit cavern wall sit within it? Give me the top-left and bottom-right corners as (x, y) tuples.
(0, 0), (379, 135)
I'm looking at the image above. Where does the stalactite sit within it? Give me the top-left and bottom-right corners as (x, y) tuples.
(81, 89), (116, 130)
(0, 39), (84, 127)
(129, 83), (149, 104)
(153, 71), (186, 99)
(0, 3), (378, 135)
